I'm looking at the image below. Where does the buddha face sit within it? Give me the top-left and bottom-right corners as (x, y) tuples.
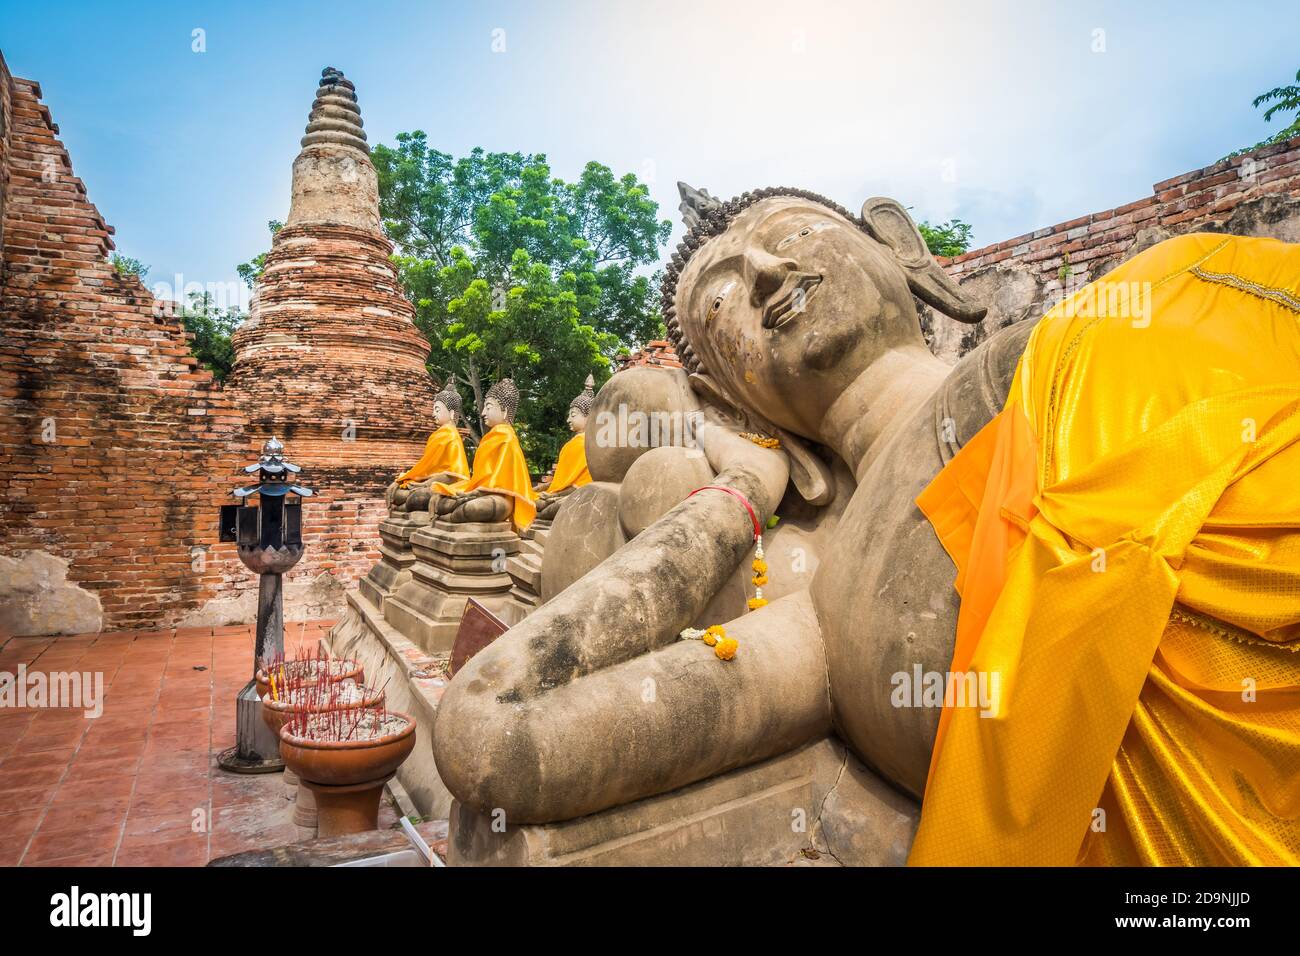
(432, 400), (452, 427)
(567, 406), (587, 434)
(677, 196), (925, 440)
(482, 398), (508, 429)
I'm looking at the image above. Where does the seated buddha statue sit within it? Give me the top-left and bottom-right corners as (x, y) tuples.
(434, 183), (1300, 866)
(534, 375), (595, 523)
(431, 378), (537, 530)
(388, 386), (470, 513)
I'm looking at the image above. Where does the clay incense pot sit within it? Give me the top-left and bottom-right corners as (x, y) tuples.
(261, 681), (385, 738)
(264, 681), (386, 834)
(278, 711), (416, 837)
(255, 658), (364, 699)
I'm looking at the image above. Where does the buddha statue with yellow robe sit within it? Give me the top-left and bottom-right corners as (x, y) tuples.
(389, 387), (470, 513)
(433, 181), (1300, 867)
(535, 375), (595, 523)
(432, 378), (537, 531)
(910, 232), (1300, 866)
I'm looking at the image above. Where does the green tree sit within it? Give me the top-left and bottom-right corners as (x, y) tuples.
(179, 290), (242, 381)
(1253, 69), (1300, 144)
(1229, 68), (1300, 157)
(917, 218), (974, 258)
(111, 253), (242, 376)
(431, 247), (618, 465)
(371, 136), (670, 468)
(237, 220), (283, 287)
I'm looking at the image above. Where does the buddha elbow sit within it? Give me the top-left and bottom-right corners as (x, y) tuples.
(433, 681), (556, 823)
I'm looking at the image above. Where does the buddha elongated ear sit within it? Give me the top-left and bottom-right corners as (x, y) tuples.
(688, 372), (836, 508)
(860, 197), (987, 324)
(772, 427), (834, 506)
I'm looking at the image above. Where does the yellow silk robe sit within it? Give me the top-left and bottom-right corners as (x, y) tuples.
(546, 433), (591, 494)
(432, 422), (537, 530)
(912, 233), (1300, 866)
(397, 423), (470, 486)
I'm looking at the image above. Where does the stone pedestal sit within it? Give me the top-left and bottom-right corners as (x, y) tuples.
(359, 511), (429, 610)
(302, 774), (393, 838)
(523, 516), (553, 538)
(325, 513), (522, 823)
(382, 518), (520, 654)
(502, 522), (551, 624)
(446, 737), (919, 867)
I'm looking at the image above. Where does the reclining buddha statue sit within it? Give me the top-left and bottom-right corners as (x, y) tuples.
(432, 378), (537, 531)
(432, 182), (1300, 866)
(533, 374), (595, 525)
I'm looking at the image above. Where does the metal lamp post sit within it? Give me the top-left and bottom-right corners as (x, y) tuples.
(216, 437), (314, 773)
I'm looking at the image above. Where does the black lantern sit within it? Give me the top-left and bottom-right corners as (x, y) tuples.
(217, 437), (314, 773)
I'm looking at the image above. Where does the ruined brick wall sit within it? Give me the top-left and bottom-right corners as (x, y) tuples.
(928, 136), (1300, 362)
(0, 64), (252, 634)
(0, 62), (432, 635)
(614, 339), (682, 372)
(1, 53), (10, 276)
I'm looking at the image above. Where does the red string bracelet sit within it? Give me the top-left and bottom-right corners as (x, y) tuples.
(688, 485), (761, 541)
(687, 484), (770, 616)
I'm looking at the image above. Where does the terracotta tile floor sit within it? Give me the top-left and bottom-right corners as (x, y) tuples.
(0, 619), (407, 867)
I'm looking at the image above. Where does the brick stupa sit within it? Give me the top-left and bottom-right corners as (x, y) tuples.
(228, 67), (439, 485)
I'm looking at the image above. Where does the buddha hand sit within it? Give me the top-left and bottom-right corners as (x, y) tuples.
(535, 489), (569, 521)
(436, 489), (511, 524)
(694, 405), (791, 518)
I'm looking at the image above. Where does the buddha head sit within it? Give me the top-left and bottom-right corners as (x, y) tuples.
(664, 184), (986, 443)
(567, 374), (596, 434)
(482, 378), (520, 429)
(432, 386), (462, 428)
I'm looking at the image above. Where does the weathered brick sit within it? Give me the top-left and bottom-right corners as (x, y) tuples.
(0, 57), (437, 633)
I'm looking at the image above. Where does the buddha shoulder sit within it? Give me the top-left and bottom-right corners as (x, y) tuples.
(932, 317), (1036, 461)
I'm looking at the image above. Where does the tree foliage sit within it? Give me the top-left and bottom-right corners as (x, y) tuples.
(110, 253), (148, 279)
(111, 253), (240, 380)
(917, 218), (974, 258)
(237, 220), (283, 287)
(1229, 67), (1300, 157)
(371, 136), (670, 467)
(179, 290), (241, 381)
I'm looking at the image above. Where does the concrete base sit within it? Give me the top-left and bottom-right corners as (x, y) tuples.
(208, 819), (449, 867)
(446, 737), (919, 866)
(358, 513), (428, 610)
(502, 524), (551, 625)
(326, 588), (454, 819)
(382, 518), (520, 653)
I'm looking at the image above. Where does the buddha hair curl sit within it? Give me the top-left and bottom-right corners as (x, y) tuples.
(434, 386), (463, 421)
(484, 378), (520, 423)
(570, 374), (596, 416)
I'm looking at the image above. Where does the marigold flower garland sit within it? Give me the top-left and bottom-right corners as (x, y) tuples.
(681, 624), (739, 661)
(678, 485), (771, 661)
(748, 538), (768, 611)
(739, 432), (780, 450)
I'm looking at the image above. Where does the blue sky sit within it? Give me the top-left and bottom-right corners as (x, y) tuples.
(2, 0), (1297, 301)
